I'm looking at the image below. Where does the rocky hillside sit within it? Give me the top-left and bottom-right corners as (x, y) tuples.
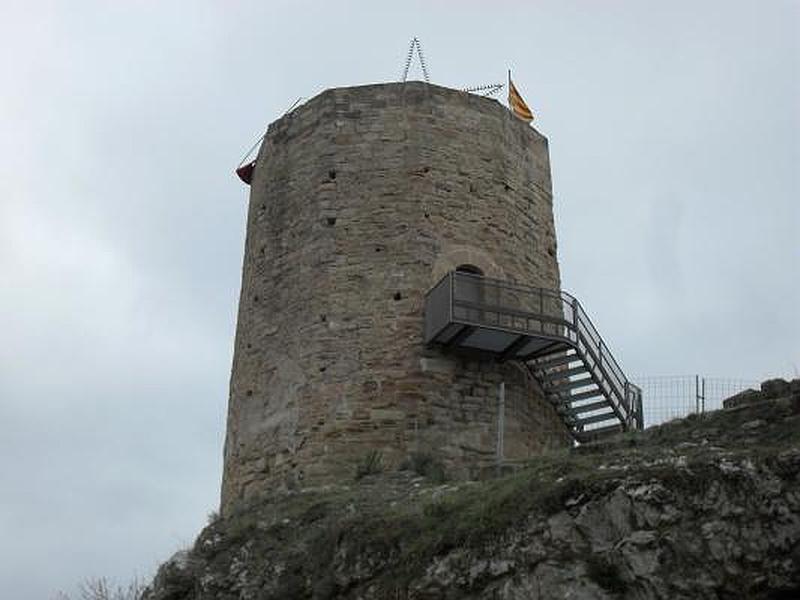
(144, 379), (800, 599)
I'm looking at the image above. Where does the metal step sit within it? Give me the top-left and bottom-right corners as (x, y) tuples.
(548, 389), (603, 411)
(538, 365), (590, 382)
(530, 352), (578, 370)
(547, 377), (596, 394)
(574, 424), (625, 444)
(560, 388), (604, 403)
(571, 400), (610, 414)
(577, 411), (618, 427)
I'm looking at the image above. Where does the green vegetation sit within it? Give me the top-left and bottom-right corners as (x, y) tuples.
(354, 450), (384, 480)
(399, 451), (447, 482)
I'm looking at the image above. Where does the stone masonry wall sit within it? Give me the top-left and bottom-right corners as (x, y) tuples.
(221, 82), (570, 514)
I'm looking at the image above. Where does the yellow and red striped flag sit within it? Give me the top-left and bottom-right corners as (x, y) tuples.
(508, 75), (534, 122)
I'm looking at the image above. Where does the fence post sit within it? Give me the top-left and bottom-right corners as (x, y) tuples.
(496, 382), (505, 474)
(637, 392), (643, 429)
(695, 374), (700, 415)
(701, 377), (706, 414)
(624, 381), (630, 425)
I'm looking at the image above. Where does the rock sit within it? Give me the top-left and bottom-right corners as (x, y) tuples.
(724, 378), (798, 409)
(143, 550), (194, 600)
(723, 388), (761, 409)
(761, 378), (791, 399)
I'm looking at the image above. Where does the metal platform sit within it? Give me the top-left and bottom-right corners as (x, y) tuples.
(424, 271), (643, 441)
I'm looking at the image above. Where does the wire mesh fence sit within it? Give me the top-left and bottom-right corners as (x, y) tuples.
(633, 375), (760, 427)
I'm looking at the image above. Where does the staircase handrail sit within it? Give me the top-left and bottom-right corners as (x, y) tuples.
(571, 299), (629, 414)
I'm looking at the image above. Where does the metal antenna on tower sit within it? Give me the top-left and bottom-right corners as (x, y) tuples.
(282, 97), (304, 116)
(400, 37), (430, 83)
(401, 38), (416, 82)
(462, 83), (505, 97)
(414, 38), (430, 83)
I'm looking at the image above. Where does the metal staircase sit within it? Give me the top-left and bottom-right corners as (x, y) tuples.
(424, 272), (643, 442)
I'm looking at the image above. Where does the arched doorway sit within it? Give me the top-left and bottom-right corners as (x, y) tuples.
(455, 264), (484, 277)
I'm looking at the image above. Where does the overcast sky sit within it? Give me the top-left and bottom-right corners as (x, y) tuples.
(1, 1), (798, 598)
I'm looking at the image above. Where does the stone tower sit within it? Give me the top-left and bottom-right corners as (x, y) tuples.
(221, 81), (571, 513)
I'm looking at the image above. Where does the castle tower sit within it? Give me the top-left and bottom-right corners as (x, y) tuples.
(221, 81), (573, 513)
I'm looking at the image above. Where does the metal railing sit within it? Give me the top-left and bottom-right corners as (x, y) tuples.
(633, 375), (757, 427)
(425, 271), (643, 430)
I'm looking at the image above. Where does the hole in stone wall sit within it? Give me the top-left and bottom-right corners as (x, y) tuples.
(320, 314), (327, 322)
(423, 166), (430, 173)
(456, 264), (484, 276)
(328, 169), (337, 180)
(319, 366), (327, 372)
(326, 217), (337, 226)
(253, 295), (260, 303)
(259, 246), (266, 255)
(469, 184), (476, 193)
(260, 204), (266, 211)
(246, 390), (253, 397)
(424, 212), (430, 219)
(375, 247), (383, 252)
(547, 246), (556, 257)
(393, 292), (402, 301)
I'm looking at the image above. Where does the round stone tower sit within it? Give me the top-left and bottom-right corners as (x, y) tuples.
(221, 81), (570, 513)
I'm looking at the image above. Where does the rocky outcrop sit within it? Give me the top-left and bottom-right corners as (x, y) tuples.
(144, 379), (800, 599)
